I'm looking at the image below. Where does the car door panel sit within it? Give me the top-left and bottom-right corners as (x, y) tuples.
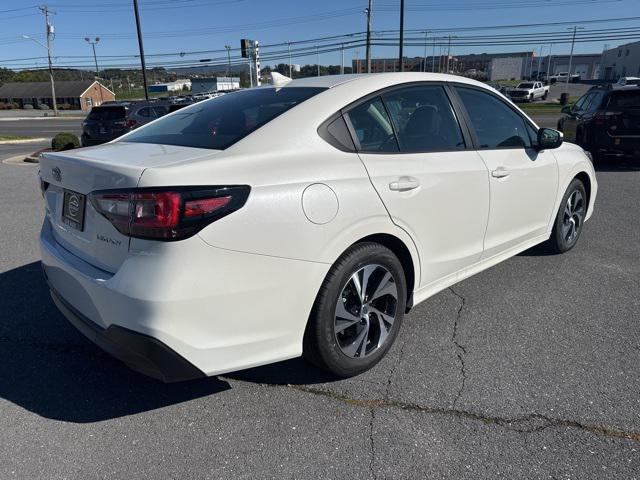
(345, 86), (490, 288)
(453, 85), (559, 258)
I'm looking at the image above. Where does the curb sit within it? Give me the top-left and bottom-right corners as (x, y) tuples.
(0, 137), (49, 144)
(2, 155), (37, 166)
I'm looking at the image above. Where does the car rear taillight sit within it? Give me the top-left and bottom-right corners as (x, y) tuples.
(126, 119), (137, 129)
(89, 186), (250, 240)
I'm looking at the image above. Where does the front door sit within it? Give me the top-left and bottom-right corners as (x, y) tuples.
(345, 85), (490, 287)
(453, 86), (559, 258)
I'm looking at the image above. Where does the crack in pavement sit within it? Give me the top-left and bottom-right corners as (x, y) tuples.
(288, 384), (640, 443)
(448, 286), (467, 408)
(384, 337), (406, 401)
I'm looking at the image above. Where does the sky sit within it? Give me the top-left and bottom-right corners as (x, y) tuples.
(1, 0), (639, 72)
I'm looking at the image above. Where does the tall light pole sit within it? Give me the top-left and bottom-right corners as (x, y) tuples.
(566, 26), (584, 92)
(84, 37), (100, 78)
(398, 0), (405, 71)
(365, 0), (372, 73)
(316, 45), (320, 77)
(85, 37), (103, 103)
(446, 35), (452, 72)
(537, 45), (544, 80)
(224, 45), (233, 78)
(132, 0), (149, 100)
(287, 42), (292, 78)
(340, 43), (344, 74)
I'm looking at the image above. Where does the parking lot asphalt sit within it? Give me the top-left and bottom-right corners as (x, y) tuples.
(0, 119), (639, 479)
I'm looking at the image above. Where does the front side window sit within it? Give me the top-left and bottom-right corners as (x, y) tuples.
(345, 97), (398, 152)
(455, 87), (531, 149)
(123, 87), (326, 150)
(382, 85), (465, 152)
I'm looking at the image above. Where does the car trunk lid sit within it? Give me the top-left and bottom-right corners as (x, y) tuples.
(39, 142), (217, 273)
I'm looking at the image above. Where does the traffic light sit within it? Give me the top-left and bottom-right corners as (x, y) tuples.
(241, 39), (250, 58)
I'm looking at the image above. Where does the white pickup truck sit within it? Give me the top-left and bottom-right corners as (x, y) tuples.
(507, 81), (550, 102)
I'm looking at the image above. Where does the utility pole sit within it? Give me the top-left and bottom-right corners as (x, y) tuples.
(446, 35), (452, 73)
(365, 0), (372, 73)
(537, 45), (544, 81)
(529, 50), (535, 79)
(340, 43), (344, 74)
(548, 43), (553, 78)
(225, 45), (231, 77)
(40, 6), (58, 116)
(398, 0), (405, 71)
(316, 45), (320, 77)
(566, 26), (583, 93)
(432, 36), (436, 72)
(287, 42), (292, 78)
(422, 31), (429, 72)
(132, 0), (149, 100)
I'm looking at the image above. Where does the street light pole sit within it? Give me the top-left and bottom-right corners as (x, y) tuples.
(85, 37), (103, 103)
(340, 43), (344, 75)
(287, 42), (292, 78)
(316, 45), (320, 77)
(432, 36), (436, 72)
(132, 0), (149, 100)
(423, 30), (429, 72)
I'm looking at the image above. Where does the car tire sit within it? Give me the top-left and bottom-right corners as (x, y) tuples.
(303, 242), (407, 377)
(543, 92), (548, 100)
(546, 179), (587, 254)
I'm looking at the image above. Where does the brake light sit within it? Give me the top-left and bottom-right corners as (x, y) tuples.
(126, 119), (137, 129)
(89, 186), (250, 240)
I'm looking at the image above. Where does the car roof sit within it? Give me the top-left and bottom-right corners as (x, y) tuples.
(280, 72), (491, 90)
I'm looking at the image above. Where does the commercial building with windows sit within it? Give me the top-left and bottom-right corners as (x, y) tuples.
(0, 80), (114, 111)
(148, 79), (192, 93)
(600, 41), (640, 80)
(190, 77), (240, 94)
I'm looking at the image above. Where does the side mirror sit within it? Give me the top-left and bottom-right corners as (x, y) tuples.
(560, 105), (572, 114)
(537, 128), (563, 150)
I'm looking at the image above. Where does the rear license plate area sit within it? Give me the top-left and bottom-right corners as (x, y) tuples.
(62, 189), (86, 231)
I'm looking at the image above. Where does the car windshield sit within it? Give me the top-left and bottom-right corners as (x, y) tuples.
(518, 83), (534, 88)
(87, 106), (126, 121)
(122, 87), (326, 150)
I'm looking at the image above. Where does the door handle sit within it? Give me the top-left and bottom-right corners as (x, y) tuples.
(389, 176), (420, 192)
(491, 167), (510, 178)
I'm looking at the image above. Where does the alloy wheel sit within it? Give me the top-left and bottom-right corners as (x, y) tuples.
(334, 264), (398, 358)
(562, 189), (585, 244)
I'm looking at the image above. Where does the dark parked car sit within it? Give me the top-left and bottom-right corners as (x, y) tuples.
(81, 102), (170, 147)
(557, 87), (640, 161)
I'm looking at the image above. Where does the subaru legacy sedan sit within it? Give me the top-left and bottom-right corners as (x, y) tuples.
(39, 73), (597, 382)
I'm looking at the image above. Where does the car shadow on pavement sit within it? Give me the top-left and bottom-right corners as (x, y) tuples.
(593, 157), (640, 172)
(0, 262), (230, 424)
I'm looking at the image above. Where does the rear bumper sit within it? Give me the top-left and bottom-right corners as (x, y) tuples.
(39, 217), (329, 380)
(48, 284), (205, 382)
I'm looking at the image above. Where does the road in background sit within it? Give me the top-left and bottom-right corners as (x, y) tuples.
(0, 118), (82, 138)
(0, 122), (638, 478)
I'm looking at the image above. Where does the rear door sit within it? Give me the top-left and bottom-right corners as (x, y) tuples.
(346, 84), (490, 287)
(453, 85), (558, 258)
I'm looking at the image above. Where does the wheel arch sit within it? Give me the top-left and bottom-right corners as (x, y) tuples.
(351, 233), (417, 312)
(574, 171), (592, 211)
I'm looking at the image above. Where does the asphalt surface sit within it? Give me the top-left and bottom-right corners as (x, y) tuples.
(0, 116), (639, 479)
(0, 117), (82, 137)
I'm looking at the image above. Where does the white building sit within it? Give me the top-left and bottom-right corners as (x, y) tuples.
(600, 41), (640, 80)
(191, 77), (240, 94)
(148, 79), (192, 93)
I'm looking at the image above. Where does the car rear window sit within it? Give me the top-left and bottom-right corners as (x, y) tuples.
(122, 87), (326, 150)
(87, 106), (126, 120)
(607, 91), (640, 108)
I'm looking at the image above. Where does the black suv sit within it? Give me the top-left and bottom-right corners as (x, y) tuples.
(81, 102), (171, 147)
(557, 87), (640, 161)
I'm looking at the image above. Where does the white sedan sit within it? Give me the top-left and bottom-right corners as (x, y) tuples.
(39, 73), (597, 381)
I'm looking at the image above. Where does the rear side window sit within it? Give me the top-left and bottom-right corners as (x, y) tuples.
(123, 87), (326, 150)
(382, 86), (465, 152)
(87, 106), (126, 121)
(345, 98), (398, 152)
(607, 91), (640, 108)
(455, 87), (531, 149)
